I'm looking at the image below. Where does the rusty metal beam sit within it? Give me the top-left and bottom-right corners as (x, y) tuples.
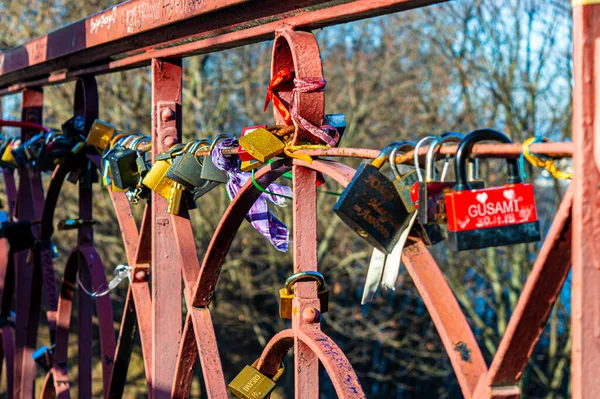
(0, 0), (445, 93)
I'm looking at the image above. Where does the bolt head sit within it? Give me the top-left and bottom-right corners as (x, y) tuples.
(302, 307), (321, 323)
(135, 271), (148, 281)
(163, 136), (178, 148)
(161, 108), (175, 121)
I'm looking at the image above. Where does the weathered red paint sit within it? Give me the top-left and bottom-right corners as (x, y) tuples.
(473, 187), (573, 398)
(571, 3), (600, 398)
(0, 1), (591, 398)
(14, 87), (44, 399)
(0, 0), (446, 90)
(151, 58), (183, 399)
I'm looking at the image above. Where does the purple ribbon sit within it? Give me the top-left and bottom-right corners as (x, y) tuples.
(212, 139), (291, 252)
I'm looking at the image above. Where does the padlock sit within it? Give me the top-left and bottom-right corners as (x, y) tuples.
(86, 120), (116, 150)
(61, 115), (86, 139)
(413, 133), (486, 225)
(333, 143), (410, 254)
(240, 159), (263, 172)
(0, 139), (18, 168)
(166, 141), (210, 191)
(388, 143), (444, 246)
(228, 361), (284, 399)
(415, 133), (464, 225)
(445, 129), (541, 251)
(167, 182), (184, 215)
(142, 159), (177, 200)
(323, 113), (347, 141)
(238, 125), (267, 162)
(238, 128), (285, 163)
(0, 140), (10, 168)
(279, 271), (329, 319)
(200, 135), (229, 183)
(105, 145), (140, 190)
(1, 220), (36, 252)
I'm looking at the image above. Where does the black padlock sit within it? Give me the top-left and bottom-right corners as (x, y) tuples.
(166, 141), (208, 191)
(61, 115), (86, 140)
(1, 220), (36, 252)
(105, 145), (140, 189)
(333, 143), (410, 254)
(388, 143), (444, 246)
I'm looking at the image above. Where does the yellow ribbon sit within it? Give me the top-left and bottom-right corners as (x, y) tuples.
(283, 144), (329, 164)
(522, 137), (572, 179)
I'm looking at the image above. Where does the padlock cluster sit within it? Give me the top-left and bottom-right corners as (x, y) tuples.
(94, 115), (347, 216)
(334, 129), (542, 255)
(0, 115), (87, 173)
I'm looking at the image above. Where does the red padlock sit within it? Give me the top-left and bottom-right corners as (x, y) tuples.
(444, 129), (541, 251)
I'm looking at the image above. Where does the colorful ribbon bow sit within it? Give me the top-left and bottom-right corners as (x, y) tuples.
(212, 138), (292, 252)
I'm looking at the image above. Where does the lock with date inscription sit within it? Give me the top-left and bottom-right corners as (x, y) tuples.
(444, 129), (541, 251)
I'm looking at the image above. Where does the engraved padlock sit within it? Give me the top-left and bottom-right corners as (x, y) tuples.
(445, 129), (541, 251)
(228, 360), (284, 399)
(333, 143), (410, 254)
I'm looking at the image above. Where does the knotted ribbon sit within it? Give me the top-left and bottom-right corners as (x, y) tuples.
(212, 139), (292, 252)
(520, 136), (572, 180)
(264, 68), (339, 146)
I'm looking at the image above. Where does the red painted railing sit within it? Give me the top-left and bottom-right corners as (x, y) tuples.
(0, 1), (597, 398)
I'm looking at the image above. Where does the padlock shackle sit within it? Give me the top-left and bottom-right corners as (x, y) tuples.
(454, 128), (522, 191)
(425, 132), (464, 182)
(388, 141), (416, 180)
(284, 271), (325, 293)
(371, 141), (403, 170)
(414, 136), (437, 182)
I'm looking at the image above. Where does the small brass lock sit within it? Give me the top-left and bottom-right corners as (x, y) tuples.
(1, 140), (19, 167)
(142, 159), (177, 200)
(86, 120), (116, 150)
(228, 360), (284, 399)
(238, 128), (285, 163)
(279, 271), (329, 319)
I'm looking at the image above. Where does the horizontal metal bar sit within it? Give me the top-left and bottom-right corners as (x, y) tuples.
(0, 0), (445, 94)
(197, 142), (573, 162)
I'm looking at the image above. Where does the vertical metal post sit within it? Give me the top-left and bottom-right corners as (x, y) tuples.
(292, 166), (320, 399)
(75, 76), (99, 399)
(572, 3), (600, 398)
(151, 58), (183, 398)
(15, 87), (44, 399)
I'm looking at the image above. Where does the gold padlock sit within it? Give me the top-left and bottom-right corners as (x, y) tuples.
(142, 160), (176, 199)
(1, 142), (18, 167)
(240, 159), (263, 172)
(228, 360), (284, 399)
(86, 120), (116, 150)
(238, 128), (285, 163)
(279, 271), (329, 319)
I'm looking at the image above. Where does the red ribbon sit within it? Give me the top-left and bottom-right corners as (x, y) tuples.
(264, 70), (340, 146)
(264, 68), (293, 125)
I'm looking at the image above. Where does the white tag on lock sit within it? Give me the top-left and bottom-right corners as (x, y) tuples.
(361, 248), (387, 304)
(381, 212), (418, 291)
